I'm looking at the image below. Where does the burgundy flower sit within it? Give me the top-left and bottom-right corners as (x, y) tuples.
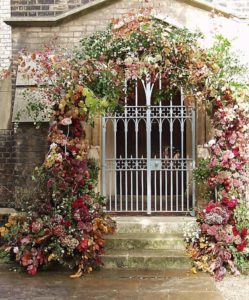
(61, 219), (71, 227)
(72, 198), (83, 209)
(44, 228), (51, 235)
(47, 178), (54, 189)
(27, 265), (37, 276)
(221, 197), (229, 205)
(53, 225), (66, 237)
(241, 228), (248, 238)
(79, 179), (85, 186)
(237, 240), (247, 251)
(205, 201), (217, 213)
(77, 239), (88, 252)
(232, 148), (240, 157)
(72, 195), (89, 209)
(77, 221), (85, 231)
(227, 199), (237, 209)
(232, 226), (240, 236)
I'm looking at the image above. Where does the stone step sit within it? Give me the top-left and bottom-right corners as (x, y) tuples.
(105, 233), (186, 250)
(113, 216), (195, 235)
(102, 249), (191, 270)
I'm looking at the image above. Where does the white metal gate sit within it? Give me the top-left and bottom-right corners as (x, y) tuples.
(102, 75), (196, 214)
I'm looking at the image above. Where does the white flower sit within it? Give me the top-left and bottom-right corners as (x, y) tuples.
(55, 153), (63, 162)
(155, 54), (162, 62)
(124, 57), (133, 66)
(144, 55), (155, 64)
(61, 118), (72, 126)
(13, 247), (19, 254)
(208, 139), (216, 147)
(50, 142), (57, 150)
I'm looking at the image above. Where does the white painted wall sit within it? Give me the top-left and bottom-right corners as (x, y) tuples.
(203, 0), (249, 18)
(0, 0), (11, 71)
(157, 8), (249, 66)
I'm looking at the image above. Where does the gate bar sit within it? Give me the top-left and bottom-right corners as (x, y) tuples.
(192, 106), (196, 212)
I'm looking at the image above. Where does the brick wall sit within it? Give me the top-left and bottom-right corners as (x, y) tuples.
(0, 0), (11, 70)
(0, 125), (48, 208)
(13, 124), (49, 209)
(11, 0), (97, 17)
(0, 130), (15, 207)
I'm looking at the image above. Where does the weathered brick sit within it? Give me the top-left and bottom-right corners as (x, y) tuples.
(11, 11), (28, 16)
(0, 130), (14, 207)
(28, 11), (37, 16)
(11, 0), (98, 17)
(38, 11), (55, 16)
(24, 5), (41, 10)
(38, 0), (54, 4)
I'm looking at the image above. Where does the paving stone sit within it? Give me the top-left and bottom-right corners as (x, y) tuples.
(0, 269), (224, 300)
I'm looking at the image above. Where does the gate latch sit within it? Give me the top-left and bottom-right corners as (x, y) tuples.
(150, 159), (162, 170)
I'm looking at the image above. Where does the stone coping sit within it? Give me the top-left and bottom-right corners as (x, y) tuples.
(4, 0), (114, 27)
(4, 0), (236, 27)
(0, 208), (17, 215)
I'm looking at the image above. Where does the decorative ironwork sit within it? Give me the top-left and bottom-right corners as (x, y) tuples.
(102, 75), (196, 214)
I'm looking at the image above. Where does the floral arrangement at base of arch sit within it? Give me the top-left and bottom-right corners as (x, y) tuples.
(185, 88), (249, 280)
(0, 73), (116, 276)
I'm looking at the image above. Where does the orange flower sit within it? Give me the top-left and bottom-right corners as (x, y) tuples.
(0, 226), (8, 236)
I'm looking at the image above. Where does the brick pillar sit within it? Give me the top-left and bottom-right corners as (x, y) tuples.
(0, 130), (15, 207)
(13, 124), (49, 209)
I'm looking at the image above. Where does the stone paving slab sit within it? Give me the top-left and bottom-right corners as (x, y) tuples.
(0, 267), (224, 300)
(215, 275), (249, 300)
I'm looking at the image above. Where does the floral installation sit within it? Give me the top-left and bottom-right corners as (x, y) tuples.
(186, 88), (249, 280)
(1, 9), (249, 280)
(0, 44), (116, 277)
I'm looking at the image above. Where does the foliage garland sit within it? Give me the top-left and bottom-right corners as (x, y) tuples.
(1, 9), (249, 279)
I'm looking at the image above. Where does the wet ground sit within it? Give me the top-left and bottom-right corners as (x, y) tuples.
(0, 266), (224, 300)
(216, 275), (249, 300)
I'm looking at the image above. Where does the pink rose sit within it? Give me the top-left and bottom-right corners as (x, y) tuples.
(227, 199), (237, 209)
(233, 179), (242, 188)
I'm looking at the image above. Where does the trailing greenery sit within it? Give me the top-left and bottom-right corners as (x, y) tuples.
(194, 158), (210, 183)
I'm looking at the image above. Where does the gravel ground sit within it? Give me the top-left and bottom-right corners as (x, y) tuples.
(215, 275), (249, 300)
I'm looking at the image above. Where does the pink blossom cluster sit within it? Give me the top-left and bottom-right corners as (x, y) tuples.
(187, 88), (249, 281)
(207, 89), (249, 199)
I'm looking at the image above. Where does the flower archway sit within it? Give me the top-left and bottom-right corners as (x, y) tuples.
(1, 10), (249, 279)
